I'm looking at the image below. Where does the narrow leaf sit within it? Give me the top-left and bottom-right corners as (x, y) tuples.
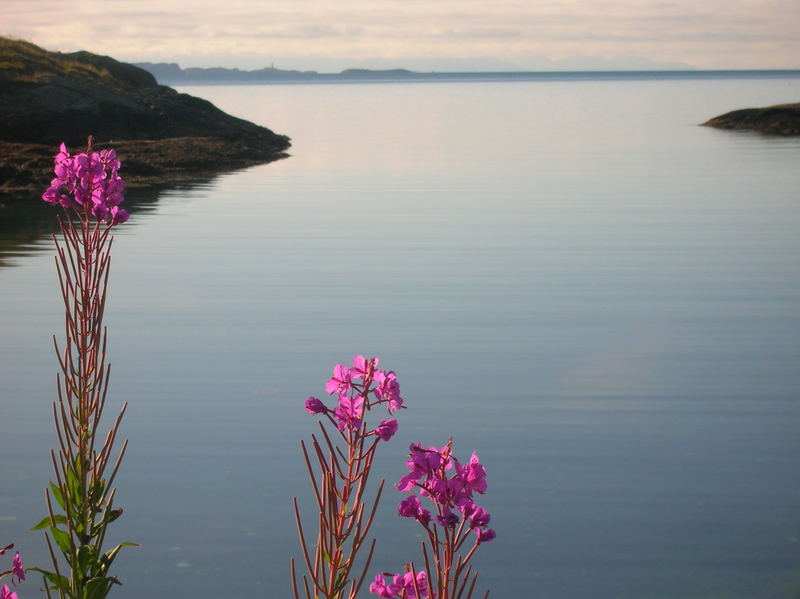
(49, 527), (72, 555)
(49, 482), (66, 510)
(32, 514), (67, 531)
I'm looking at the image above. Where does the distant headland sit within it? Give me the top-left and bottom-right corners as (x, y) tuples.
(702, 103), (800, 136)
(135, 62), (800, 85)
(0, 37), (291, 196)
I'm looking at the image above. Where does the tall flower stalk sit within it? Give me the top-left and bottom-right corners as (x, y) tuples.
(32, 138), (134, 599)
(292, 355), (404, 599)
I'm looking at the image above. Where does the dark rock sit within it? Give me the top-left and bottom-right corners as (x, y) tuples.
(702, 103), (800, 136)
(0, 37), (290, 195)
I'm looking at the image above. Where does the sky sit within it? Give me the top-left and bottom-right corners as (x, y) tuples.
(2, 0), (799, 72)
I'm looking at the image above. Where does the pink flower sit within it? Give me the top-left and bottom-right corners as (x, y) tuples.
(1, 585), (17, 599)
(373, 370), (403, 413)
(468, 506), (491, 529)
(11, 552), (24, 584)
(110, 206), (130, 226)
(457, 452), (487, 495)
(396, 444), (442, 492)
(436, 509), (459, 528)
(42, 142), (128, 226)
(333, 395), (363, 432)
(304, 397), (328, 414)
(350, 354), (377, 381)
(369, 573), (398, 598)
(325, 364), (352, 396)
(398, 495), (431, 526)
(394, 571), (430, 599)
(475, 528), (496, 544)
(374, 419), (398, 442)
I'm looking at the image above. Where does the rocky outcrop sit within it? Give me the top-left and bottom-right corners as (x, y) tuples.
(702, 103), (800, 136)
(0, 37), (290, 195)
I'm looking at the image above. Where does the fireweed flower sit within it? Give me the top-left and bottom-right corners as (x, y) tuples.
(350, 354), (377, 380)
(10, 554), (23, 585)
(468, 506), (491, 529)
(396, 444), (444, 492)
(36, 138), (135, 599)
(435, 509), (459, 528)
(42, 142), (129, 225)
(373, 370), (403, 413)
(333, 395), (364, 432)
(369, 572), (429, 599)
(1, 585), (18, 599)
(374, 419), (398, 442)
(458, 452), (487, 495)
(293, 356), (406, 599)
(304, 397), (328, 414)
(378, 440), (494, 599)
(368, 573), (397, 599)
(474, 528), (496, 544)
(325, 363), (353, 396)
(397, 495), (432, 526)
(305, 355), (404, 434)
(396, 571), (429, 599)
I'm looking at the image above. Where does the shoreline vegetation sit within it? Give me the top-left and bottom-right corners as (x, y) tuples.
(0, 37), (291, 198)
(702, 103), (800, 136)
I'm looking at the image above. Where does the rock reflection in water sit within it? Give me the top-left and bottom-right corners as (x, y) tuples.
(0, 173), (225, 268)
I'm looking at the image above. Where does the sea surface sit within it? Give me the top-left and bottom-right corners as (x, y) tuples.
(2, 73), (800, 598)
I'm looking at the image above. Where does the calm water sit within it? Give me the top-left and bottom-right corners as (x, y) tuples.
(2, 75), (800, 598)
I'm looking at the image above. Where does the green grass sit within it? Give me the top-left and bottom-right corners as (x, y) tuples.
(0, 36), (113, 84)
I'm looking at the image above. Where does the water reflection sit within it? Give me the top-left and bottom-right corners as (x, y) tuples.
(0, 174), (229, 268)
(3, 77), (800, 599)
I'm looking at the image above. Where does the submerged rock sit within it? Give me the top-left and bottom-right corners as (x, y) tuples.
(702, 103), (800, 136)
(0, 37), (290, 195)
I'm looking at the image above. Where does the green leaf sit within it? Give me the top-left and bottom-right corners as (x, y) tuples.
(32, 514), (67, 531)
(85, 577), (111, 599)
(29, 567), (70, 593)
(49, 527), (72, 555)
(99, 542), (138, 572)
(87, 480), (106, 514)
(49, 482), (66, 510)
(77, 544), (97, 576)
(65, 463), (80, 505)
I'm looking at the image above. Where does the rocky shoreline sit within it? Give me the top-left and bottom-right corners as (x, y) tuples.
(0, 136), (288, 197)
(0, 37), (290, 198)
(702, 103), (800, 135)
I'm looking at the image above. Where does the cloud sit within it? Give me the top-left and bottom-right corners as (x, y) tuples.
(2, 0), (798, 69)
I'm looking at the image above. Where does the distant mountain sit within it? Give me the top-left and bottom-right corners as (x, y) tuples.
(135, 62), (421, 84)
(0, 37), (290, 194)
(135, 62), (800, 87)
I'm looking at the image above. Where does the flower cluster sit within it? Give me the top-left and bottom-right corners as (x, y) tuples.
(369, 441), (494, 599)
(304, 355), (403, 440)
(0, 544), (24, 599)
(42, 142), (129, 225)
(370, 570), (429, 599)
(396, 442), (495, 544)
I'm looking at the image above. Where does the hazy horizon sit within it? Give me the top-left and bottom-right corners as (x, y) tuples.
(136, 54), (703, 73)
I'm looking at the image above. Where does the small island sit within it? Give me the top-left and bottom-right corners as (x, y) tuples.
(0, 37), (291, 196)
(702, 103), (800, 135)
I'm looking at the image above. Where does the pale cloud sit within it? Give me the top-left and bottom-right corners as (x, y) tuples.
(2, 0), (798, 70)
